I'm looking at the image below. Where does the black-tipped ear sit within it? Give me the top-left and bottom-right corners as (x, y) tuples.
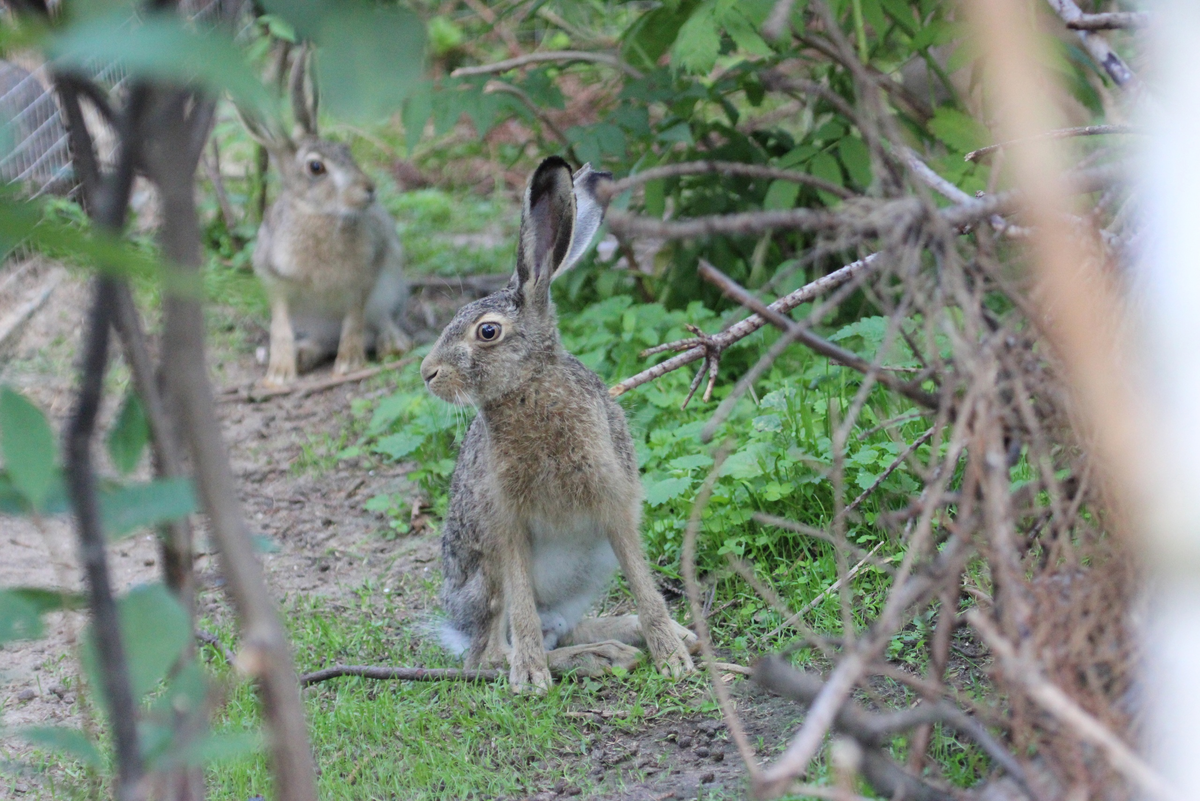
(515, 156), (576, 306)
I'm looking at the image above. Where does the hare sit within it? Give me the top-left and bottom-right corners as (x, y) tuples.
(421, 157), (698, 692)
(240, 45), (411, 387)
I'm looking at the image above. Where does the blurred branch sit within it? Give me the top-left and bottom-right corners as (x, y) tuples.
(1066, 11), (1149, 30)
(968, 611), (1180, 801)
(965, 125), (1140, 162)
(1044, 0), (1140, 88)
(451, 49), (644, 80)
(610, 254), (880, 397)
(600, 160), (855, 202)
(482, 81), (580, 163)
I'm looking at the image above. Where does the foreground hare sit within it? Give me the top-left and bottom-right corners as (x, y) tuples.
(241, 46), (410, 387)
(421, 157), (697, 692)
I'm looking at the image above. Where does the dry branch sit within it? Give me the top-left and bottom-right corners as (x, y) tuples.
(600, 160), (855, 202)
(450, 49), (643, 79)
(610, 254), (879, 397)
(224, 356), (419, 403)
(1044, 0), (1140, 88)
(300, 665), (501, 686)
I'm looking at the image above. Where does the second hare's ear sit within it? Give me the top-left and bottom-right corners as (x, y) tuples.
(551, 163), (612, 281)
(515, 156), (576, 306)
(235, 103), (292, 154)
(290, 43), (319, 138)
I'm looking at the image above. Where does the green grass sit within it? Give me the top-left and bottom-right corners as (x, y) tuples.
(201, 585), (730, 801)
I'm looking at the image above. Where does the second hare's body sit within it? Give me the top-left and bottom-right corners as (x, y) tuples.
(423, 157), (696, 691)
(244, 47), (410, 386)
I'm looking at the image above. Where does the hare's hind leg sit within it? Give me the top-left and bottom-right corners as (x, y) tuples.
(265, 294), (297, 387)
(334, 302), (367, 375)
(546, 640), (643, 677)
(560, 616), (700, 655)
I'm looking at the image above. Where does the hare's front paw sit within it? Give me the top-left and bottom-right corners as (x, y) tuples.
(645, 620), (696, 679)
(263, 353), (297, 387)
(508, 651), (552, 694)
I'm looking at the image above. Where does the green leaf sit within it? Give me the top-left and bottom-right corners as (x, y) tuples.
(838, 137), (873, 188)
(763, 179), (800, 211)
(808, 152), (844, 207)
(107, 391), (149, 476)
(622, 0), (702, 71)
(644, 476), (694, 507)
(0, 387), (57, 511)
(99, 478), (196, 540)
(0, 590), (42, 643)
(644, 178), (666, 219)
(672, 0), (721, 74)
(177, 731), (262, 766)
(50, 14), (272, 112)
(17, 727), (103, 769)
(928, 107), (989, 154)
(373, 431), (425, 461)
(723, 7), (773, 58)
(82, 584), (191, 702)
(315, 4), (427, 121)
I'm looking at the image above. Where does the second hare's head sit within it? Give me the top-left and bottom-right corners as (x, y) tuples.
(421, 157), (608, 407)
(239, 44), (376, 217)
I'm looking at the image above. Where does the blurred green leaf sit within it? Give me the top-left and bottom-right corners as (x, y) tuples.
(107, 391), (149, 476)
(672, 1), (720, 74)
(50, 14), (272, 111)
(98, 477), (196, 539)
(0, 387), (56, 511)
(928, 107), (989, 154)
(374, 431), (425, 461)
(17, 727), (103, 769)
(0, 590), (42, 643)
(82, 584), (191, 702)
(316, 4), (427, 121)
(644, 476), (693, 507)
(763, 179), (800, 211)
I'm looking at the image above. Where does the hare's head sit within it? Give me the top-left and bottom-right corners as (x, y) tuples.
(238, 44), (376, 216)
(421, 157), (609, 407)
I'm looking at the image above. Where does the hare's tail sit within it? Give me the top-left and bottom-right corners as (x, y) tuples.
(414, 613), (471, 658)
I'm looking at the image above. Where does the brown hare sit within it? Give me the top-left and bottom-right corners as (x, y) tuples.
(240, 45), (411, 387)
(421, 157), (697, 692)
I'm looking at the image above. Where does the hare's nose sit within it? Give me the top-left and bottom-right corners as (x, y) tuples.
(420, 361), (439, 384)
(363, 181), (376, 201)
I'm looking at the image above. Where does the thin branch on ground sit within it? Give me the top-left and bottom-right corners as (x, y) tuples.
(299, 665), (502, 686)
(451, 50), (644, 79)
(221, 355), (419, 403)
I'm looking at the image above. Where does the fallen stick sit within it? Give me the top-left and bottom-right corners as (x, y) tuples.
(300, 665), (501, 686)
(221, 356), (418, 403)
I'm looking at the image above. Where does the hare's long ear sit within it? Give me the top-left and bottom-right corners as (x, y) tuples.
(551, 163), (612, 281)
(234, 103), (291, 154)
(290, 43), (319, 137)
(514, 156), (576, 307)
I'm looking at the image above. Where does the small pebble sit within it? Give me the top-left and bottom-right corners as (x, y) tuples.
(701, 772), (716, 784)
(564, 786), (581, 796)
(711, 751), (725, 763)
(14, 782), (28, 794)
(49, 683), (66, 698)
(694, 746), (710, 759)
(16, 688), (36, 702)
(143, 558), (156, 567)
(677, 736), (693, 749)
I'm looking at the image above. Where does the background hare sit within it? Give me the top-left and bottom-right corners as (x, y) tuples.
(241, 45), (411, 387)
(421, 157), (697, 692)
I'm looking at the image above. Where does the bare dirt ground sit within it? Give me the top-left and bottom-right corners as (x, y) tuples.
(0, 268), (807, 801)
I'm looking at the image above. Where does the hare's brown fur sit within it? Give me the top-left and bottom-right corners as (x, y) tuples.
(242, 46), (409, 387)
(423, 158), (695, 692)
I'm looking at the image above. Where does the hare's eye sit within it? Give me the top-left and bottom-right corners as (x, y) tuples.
(307, 159), (326, 176)
(476, 322), (501, 342)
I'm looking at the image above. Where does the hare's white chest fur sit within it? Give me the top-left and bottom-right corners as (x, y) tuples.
(529, 516), (619, 643)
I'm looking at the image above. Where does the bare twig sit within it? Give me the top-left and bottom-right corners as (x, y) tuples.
(451, 50), (644, 80)
(763, 541), (884, 640)
(698, 261), (940, 411)
(682, 449), (761, 776)
(965, 125), (1140, 163)
(969, 611), (1181, 801)
(1065, 11), (1149, 30)
(1043, 0), (1140, 88)
(600, 160), (855, 202)
(610, 254), (879, 397)
(196, 629), (236, 667)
